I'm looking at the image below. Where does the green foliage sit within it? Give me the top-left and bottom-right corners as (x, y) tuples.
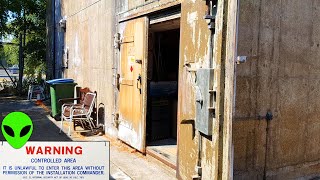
(0, 0), (9, 37)
(2, 39), (19, 66)
(0, 0), (46, 76)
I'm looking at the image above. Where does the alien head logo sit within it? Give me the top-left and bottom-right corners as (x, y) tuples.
(2, 112), (33, 149)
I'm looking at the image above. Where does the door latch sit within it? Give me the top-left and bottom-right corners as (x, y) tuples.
(137, 74), (142, 94)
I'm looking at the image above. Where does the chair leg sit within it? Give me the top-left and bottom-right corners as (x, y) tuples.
(87, 118), (94, 131)
(59, 115), (63, 134)
(68, 118), (72, 136)
(79, 119), (85, 129)
(27, 86), (32, 100)
(73, 119), (76, 131)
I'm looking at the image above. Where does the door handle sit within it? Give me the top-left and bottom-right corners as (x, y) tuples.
(137, 74), (142, 94)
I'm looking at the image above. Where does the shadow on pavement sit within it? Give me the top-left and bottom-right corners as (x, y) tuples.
(0, 97), (72, 141)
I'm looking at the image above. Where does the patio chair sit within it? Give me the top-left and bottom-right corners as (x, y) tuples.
(27, 85), (45, 100)
(60, 92), (96, 136)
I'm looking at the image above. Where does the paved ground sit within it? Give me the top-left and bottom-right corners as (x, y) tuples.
(0, 97), (71, 141)
(0, 97), (176, 180)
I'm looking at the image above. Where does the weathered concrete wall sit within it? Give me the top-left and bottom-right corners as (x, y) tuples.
(60, 0), (320, 179)
(235, 0), (320, 179)
(61, 0), (117, 136)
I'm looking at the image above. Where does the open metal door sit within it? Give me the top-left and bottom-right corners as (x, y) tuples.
(118, 17), (148, 152)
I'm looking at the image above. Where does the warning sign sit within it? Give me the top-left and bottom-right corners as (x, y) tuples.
(128, 56), (135, 72)
(0, 141), (110, 180)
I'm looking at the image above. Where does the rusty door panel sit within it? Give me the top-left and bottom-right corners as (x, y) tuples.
(118, 17), (148, 152)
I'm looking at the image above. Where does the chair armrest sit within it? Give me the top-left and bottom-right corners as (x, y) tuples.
(62, 103), (83, 110)
(71, 104), (84, 109)
(70, 108), (87, 116)
(59, 97), (80, 103)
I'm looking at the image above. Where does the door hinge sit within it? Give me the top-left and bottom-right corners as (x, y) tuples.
(114, 33), (121, 49)
(112, 113), (120, 128)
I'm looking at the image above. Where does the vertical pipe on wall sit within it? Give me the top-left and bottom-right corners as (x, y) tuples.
(208, 0), (215, 69)
(52, 0), (56, 79)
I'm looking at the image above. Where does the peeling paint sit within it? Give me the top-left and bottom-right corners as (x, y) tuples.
(197, 30), (201, 50)
(118, 123), (141, 149)
(73, 34), (80, 68)
(187, 11), (198, 45)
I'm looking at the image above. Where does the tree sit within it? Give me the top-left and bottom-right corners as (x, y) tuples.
(0, 0), (9, 37)
(0, 0), (46, 76)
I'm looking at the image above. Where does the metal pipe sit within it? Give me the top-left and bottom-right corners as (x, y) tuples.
(197, 132), (202, 167)
(52, 0), (56, 78)
(208, 0), (214, 69)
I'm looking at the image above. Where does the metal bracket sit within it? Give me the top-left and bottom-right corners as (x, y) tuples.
(135, 59), (142, 64)
(184, 62), (199, 72)
(192, 165), (202, 180)
(114, 74), (120, 89)
(236, 56), (247, 64)
(112, 113), (120, 128)
(114, 33), (121, 49)
(204, 2), (217, 30)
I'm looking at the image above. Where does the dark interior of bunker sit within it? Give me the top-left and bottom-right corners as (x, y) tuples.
(146, 29), (180, 144)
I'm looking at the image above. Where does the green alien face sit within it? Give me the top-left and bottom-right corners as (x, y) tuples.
(1, 112), (33, 149)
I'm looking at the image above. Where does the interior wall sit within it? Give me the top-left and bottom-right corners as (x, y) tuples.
(61, 0), (117, 136)
(235, 0), (320, 179)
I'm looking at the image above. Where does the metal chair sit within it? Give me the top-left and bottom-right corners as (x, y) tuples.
(60, 92), (96, 136)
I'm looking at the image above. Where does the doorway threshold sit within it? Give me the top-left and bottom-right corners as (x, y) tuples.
(146, 138), (177, 170)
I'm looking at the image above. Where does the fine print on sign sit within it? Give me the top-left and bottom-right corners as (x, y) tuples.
(0, 141), (110, 180)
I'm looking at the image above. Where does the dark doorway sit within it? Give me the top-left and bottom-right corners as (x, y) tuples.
(146, 19), (180, 168)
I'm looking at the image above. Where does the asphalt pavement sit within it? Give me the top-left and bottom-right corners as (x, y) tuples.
(0, 97), (176, 180)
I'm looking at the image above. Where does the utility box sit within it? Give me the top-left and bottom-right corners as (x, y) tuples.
(195, 68), (215, 136)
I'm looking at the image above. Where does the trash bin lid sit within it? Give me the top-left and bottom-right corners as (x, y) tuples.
(46, 78), (74, 84)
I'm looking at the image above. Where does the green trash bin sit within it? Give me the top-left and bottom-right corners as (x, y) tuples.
(48, 81), (77, 119)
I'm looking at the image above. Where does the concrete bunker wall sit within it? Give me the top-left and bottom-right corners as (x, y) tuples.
(61, 0), (117, 136)
(234, 0), (320, 179)
(60, 0), (320, 179)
